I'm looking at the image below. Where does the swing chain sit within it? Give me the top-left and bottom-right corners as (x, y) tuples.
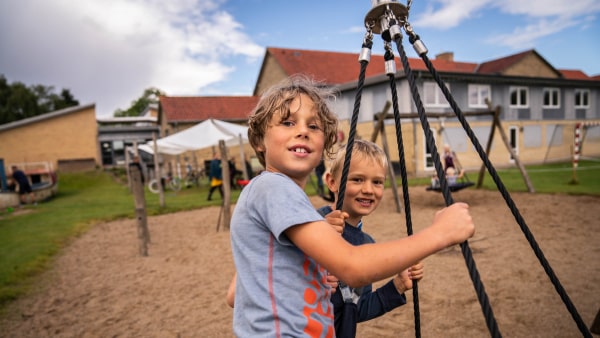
(403, 21), (428, 56)
(363, 21), (374, 45)
(359, 22), (374, 63)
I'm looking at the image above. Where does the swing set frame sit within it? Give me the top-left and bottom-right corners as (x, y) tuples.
(370, 100), (535, 193)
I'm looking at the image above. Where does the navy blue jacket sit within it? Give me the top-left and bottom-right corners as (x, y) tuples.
(317, 206), (407, 332)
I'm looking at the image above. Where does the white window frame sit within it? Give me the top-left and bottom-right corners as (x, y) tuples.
(423, 128), (437, 170)
(542, 88), (560, 108)
(423, 82), (450, 108)
(468, 84), (491, 108)
(575, 89), (590, 108)
(509, 86), (529, 108)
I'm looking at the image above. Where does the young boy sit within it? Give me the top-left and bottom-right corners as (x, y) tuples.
(319, 139), (423, 336)
(230, 75), (474, 337)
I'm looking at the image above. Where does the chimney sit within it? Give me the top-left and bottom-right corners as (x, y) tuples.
(435, 52), (454, 62)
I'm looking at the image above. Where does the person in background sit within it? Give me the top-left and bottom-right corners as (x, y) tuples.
(228, 157), (242, 189)
(442, 144), (455, 173)
(11, 165), (36, 206)
(207, 153), (223, 201)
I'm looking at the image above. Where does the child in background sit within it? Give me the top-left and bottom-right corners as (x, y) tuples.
(229, 75), (474, 337)
(319, 139), (423, 337)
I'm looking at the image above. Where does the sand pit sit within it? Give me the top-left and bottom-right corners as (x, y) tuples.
(1, 187), (598, 337)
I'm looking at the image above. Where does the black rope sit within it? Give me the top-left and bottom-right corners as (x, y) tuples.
(395, 35), (503, 338)
(384, 47), (421, 338)
(335, 39), (372, 212)
(411, 34), (592, 338)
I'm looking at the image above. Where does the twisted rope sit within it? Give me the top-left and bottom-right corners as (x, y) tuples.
(395, 35), (502, 338)
(384, 47), (421, 338)
(414, 42), (592, 338)
(335, 39), (372, 212)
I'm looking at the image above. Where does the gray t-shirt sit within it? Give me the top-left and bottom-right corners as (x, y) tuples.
(231, 172), (334, 337)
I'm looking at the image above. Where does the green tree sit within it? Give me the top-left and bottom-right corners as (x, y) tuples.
(0, 74), (80, 125)
(114, 87), (164, 117)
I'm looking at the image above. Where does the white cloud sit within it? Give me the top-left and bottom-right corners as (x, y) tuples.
(496, 0), (600, 18)
(409, 0), (600, 53)
(411, 0), (492, 29)
(0, 0), (263, 116)
(486, 17), (578, 49)
(486, 0), (600, 49)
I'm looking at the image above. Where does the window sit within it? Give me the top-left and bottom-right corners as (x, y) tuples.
(575, 89), (590, 108)
(468, 84), (491, 108)
(423, 82), (450, 107)
(509, 87), (528, 108)
(543, 88), (560, 108)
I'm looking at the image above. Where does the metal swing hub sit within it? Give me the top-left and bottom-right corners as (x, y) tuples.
(364, 0), (407, 39)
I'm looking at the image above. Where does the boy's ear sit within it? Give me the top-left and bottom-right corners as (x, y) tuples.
(325, 172), (337, 193)
(255, 141), (265, 153)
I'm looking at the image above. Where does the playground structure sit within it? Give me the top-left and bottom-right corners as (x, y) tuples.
(332, 1), (595, 336)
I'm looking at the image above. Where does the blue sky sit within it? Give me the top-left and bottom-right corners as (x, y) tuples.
(1, 0), (599, 117)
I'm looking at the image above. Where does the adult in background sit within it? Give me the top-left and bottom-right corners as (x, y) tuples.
(11, 165), (36, 206)
(228, 157), (242, 189)
(207, 153), (223, 201)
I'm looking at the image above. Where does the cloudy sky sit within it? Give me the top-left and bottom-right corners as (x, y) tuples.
(1, 0), (599, 117)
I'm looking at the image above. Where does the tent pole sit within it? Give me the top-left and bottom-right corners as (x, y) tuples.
(239, 134), (249, 180)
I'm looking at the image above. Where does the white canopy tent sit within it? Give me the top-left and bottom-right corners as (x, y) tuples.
(139, 118), (249, 155)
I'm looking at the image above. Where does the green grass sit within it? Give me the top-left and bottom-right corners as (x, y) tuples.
(407, 160), (600, 195)
(0, 160), (598, 311)
(0, 170), (240, 309)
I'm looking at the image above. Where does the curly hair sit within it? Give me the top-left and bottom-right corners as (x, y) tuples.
(248, 75), (339, 167)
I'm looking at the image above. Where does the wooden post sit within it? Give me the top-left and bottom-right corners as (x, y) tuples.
(476, 106), (498, 188)
(125, 147), (132, 192)
(491, 107), (535, 193)
(152, 133), (165, 207)
(239, 134), (249, 180)
(371, 103), (401, 213)
(129, 163), (150, 256)
(217, 140), (231, 231)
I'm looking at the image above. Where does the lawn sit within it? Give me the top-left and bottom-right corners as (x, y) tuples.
(0, 160), (598, 310)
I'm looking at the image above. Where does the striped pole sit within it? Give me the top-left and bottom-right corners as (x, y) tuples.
(571, 122), (581, 184)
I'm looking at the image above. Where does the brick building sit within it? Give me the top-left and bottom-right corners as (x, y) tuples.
(0, 104), (99, 173)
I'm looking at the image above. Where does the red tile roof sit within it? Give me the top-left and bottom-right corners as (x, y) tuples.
(160, 48), (596, 123)
(475, 50), (533, 75)
(160, 96), (259, 123)
(267, 47), (389, 85)
(560, 69), (592, 81)
(267, 47), (478, 84)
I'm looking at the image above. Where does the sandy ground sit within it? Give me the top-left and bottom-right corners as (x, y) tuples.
(0, 187), (599, 338)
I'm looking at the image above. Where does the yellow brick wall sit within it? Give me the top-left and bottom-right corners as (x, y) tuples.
(254, 55), (288, 96)
(504, 53), (559, 78)
(0, 105), (99, 171)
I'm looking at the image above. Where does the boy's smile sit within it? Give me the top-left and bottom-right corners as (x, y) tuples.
(259, 93), (325, 187)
